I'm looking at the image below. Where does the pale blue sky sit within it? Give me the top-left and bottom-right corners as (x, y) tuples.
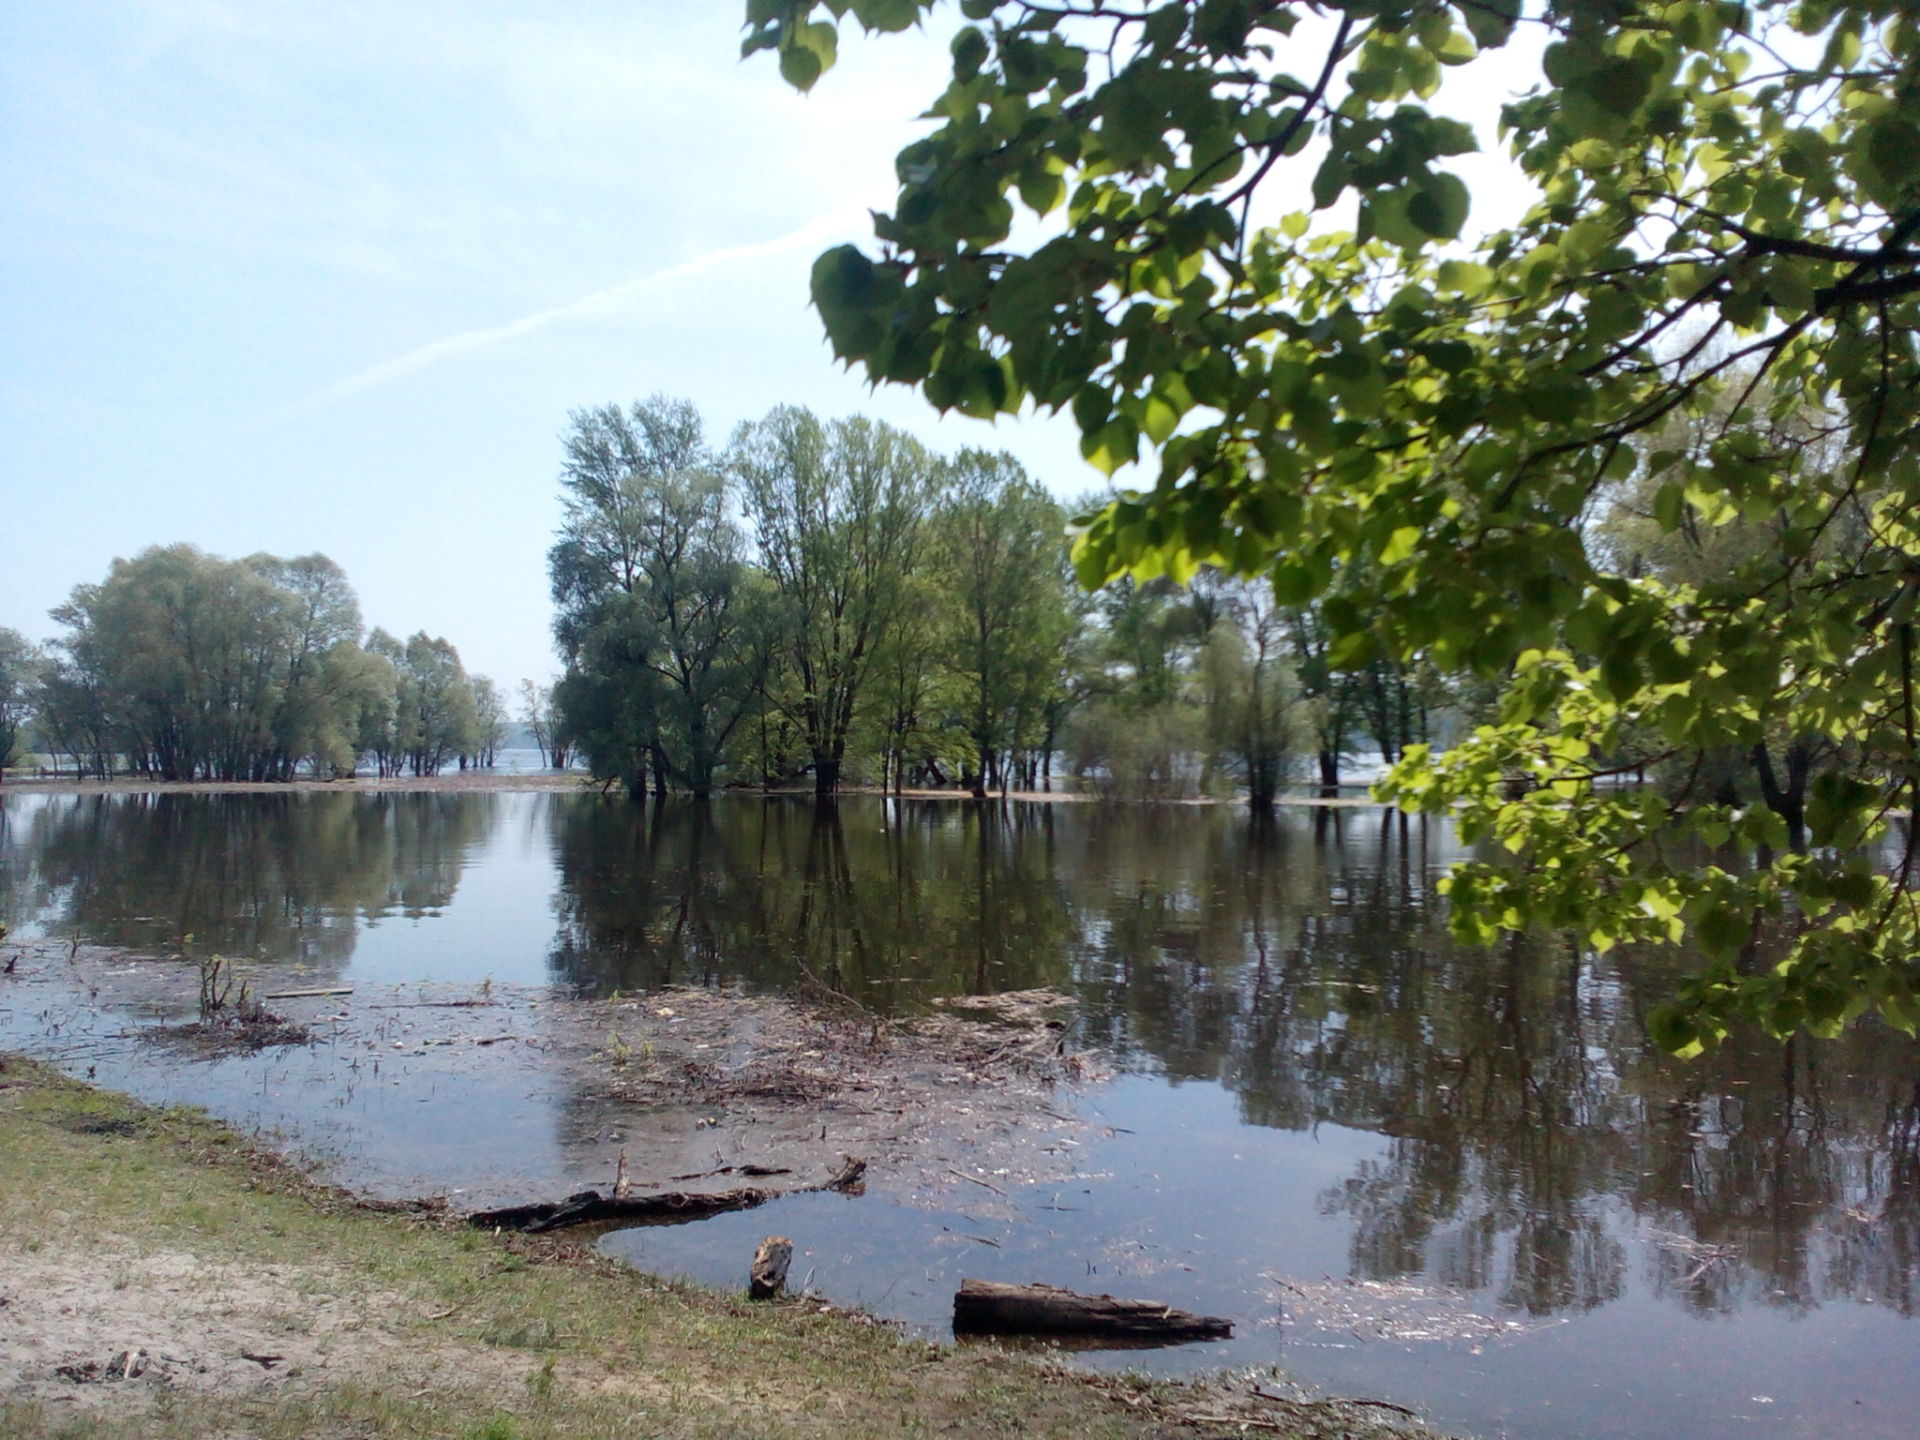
(1, 2), (1535, 692)
(0, 1), (1102, 689)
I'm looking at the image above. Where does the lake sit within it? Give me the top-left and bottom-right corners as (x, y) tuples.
(2, 787), (1915, 1440)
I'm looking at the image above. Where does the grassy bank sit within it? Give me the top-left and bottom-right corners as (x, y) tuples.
(0, 1055), (1429, 1440)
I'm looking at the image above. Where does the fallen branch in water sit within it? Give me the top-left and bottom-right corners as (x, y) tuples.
(470, 1155), (867, 1234)
(952, 1279), (1232, 1343)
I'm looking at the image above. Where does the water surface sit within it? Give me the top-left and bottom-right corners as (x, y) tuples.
(2, 788), (1915, 1440)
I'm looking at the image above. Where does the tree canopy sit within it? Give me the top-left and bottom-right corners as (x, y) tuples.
(36, 546), (493, 782)
(748, 1), (1920, 1050)
(550, 400), (1113, 799)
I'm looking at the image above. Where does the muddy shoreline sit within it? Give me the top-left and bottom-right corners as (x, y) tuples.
(0, 936), (1115, 1216)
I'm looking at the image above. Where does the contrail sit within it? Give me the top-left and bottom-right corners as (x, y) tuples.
(290, 209), (863, 413)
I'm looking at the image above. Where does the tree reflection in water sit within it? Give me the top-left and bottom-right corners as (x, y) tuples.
(545, 796), (1074, 1004)
(548, 796), (1920, 1321)
(4, 791), (487, 968)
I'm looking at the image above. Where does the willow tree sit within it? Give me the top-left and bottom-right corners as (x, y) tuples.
(47, 545), (390, 781)
(551, 398), (768, 797)
(750, 1), (1920, 1049)
(732, 408), (936, 795)
(935, 451), (1076, 796)
(0, 627), (43, 776)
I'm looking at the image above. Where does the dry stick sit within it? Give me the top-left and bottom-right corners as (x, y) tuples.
(262, 987), (354, 1000)
(947, 1166), (1007, 1196)
(1184, 1417), (1288, 1433)
(1253, 1382), (1422, 1419)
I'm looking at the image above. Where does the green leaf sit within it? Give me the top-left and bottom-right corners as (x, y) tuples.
(1695, 903), (1749, 960)
(951, 25), (989, 79)
(1652, 481), (1684, 531)
(1326, 628), (1378, 670)
(1648, 1004), (1707, 1059)
(1380, 525), (1422, 565)
(780, 43), (823, 91)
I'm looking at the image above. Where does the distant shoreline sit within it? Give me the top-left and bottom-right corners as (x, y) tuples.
(0, 771), (1389, 806)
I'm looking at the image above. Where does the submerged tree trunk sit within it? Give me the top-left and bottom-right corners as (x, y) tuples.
(1317, 747), (1340, 795)
(814, 754), (842, 797)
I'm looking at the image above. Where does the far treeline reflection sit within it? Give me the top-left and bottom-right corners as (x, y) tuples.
(5, 789), (1917, 1321)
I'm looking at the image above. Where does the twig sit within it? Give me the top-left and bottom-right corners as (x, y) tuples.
(1297, 1396), (1422, 1420)
(947, 1166), (1007, 1196)
(1185, 1415), (1288, 1432)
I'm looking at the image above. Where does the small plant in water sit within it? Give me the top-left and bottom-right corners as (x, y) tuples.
(197, 955), (238, 1021)
(605, 1026), (631, 1068)
(194, 952), (274, 1029)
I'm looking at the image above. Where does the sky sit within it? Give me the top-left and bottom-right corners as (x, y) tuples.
(0, 1), (1539, 693)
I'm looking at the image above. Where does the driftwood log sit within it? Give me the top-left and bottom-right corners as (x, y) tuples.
(952, 1279), (1232, 1342)
(470, 1155), (866, 1234)
(749, 1236), (794, 1299)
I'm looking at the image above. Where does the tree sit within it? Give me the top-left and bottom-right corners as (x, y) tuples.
(391, 633), (479, 777)
(0, 626), (44, 776)
(249, 553), (367, 777)
(732, 407), (936, 795)
(32, 657), (115, 779)
(934, 451), (1076, 796)
(39, 546), (407, 781)
(469, 675), (508, 769)
(1195, 574), (1294, 809)
(1065, 575), (1210, 798)
(551, 397), (770, 797)
(520, 679), (569, 769)
(362, 630), (408, 778)
(752, 3), (1920, 1049)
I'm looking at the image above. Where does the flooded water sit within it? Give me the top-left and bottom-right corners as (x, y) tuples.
(2, 788), (1916, 1440)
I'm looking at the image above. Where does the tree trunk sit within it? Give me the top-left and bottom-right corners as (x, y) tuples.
(814, 755), (841, 796)
(1317, 747), (1340, 794)
(951, 1280), (1232, 1342)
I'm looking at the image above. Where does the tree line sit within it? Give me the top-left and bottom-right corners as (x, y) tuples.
(548, 396), (1489, 804)
(0, 545), (506, 781)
